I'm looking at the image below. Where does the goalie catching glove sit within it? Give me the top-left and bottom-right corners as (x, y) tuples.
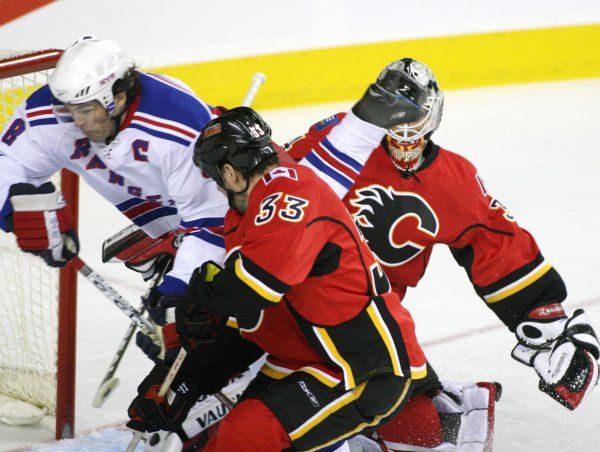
(512, 304), (599, 410)
(127, 362), (208, 433)
(7, 182), (79, 267)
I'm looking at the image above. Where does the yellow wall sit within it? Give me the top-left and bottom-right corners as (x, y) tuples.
(150, 24), (600, 110)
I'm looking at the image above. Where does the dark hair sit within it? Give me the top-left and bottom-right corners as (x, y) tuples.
(243, 153), (279, 180)
(112, 66), (139, 103)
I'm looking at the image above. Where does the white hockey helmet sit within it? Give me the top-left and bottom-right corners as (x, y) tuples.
(49, 36), (132, 115)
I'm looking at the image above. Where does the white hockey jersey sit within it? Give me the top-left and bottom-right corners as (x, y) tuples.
(0, 72), (228, 290)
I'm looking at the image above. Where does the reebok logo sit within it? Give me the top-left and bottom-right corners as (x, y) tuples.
(298, 381), (320, 407)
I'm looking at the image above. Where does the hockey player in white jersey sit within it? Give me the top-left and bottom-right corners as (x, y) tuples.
(0, 36), (228, 315)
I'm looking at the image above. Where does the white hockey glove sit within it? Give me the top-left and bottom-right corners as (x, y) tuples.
(512, 304), (599, 410)
(8, 182), (79, 267)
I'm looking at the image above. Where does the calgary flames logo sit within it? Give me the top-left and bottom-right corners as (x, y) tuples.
(350, 185), (439, 266)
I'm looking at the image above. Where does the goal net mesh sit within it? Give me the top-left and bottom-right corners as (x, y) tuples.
(0, 50), (61, 421)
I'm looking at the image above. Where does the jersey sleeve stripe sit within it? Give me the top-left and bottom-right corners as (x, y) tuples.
(304, 150), (354, 189)
(116, 197), (146, 211)
(26, 108), (53, 118)
(119, 200), (163, 218)
(483, 259), (552, 303)
(315, 142), (361, 181)
(410, 364), (428, 380)
(180, 217), (225, 228)
(321, 137), (364, 173)
(133, 112), (199, 138)
(190, 228), (225, 248)
(131, 206), (179, 227)
(29, 117), (58, 127)
(313, 326), (356, 390)
(129, 123), (192, 146)
(366, 302), (403, 377)
(234, 256), (284, 303)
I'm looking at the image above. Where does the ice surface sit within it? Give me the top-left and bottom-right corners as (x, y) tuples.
(1, 78), (599, 451)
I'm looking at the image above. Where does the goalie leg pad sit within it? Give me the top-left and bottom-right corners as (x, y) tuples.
(376, 393), (443, 449)
(380, 381), (500, 452)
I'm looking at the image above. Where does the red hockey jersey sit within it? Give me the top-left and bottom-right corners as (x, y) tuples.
(285, 113), (566, 330)
(219, 164), (427, 390)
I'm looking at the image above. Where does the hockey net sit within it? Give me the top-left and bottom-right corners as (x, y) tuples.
(0, 49), (78, 439)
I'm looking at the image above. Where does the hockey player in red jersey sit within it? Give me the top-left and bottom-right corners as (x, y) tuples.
(127, 107), (429, 451)
(285, 58), (600, 449)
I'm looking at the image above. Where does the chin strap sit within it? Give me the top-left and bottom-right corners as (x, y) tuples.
(226, 177), (251, 212)
(105, 101), (130, 144)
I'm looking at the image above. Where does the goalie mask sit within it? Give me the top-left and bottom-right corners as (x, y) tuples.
(49, 36), (132, 115)
(381, 58), (444, 174)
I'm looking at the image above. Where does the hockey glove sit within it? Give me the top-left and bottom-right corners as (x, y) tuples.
(176, 262), (225, 352)
(142, 288), (182, 326)
(7, 182), (79, 267)
(512, 304), (599, 410)
(127, 362), (207, 433)
(136, 323), (181, 365)
(351, 61), (428, 129)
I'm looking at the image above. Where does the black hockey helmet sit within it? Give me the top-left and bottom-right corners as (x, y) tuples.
(193, 107), (277, 187)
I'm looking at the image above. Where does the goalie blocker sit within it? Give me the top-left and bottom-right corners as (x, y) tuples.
(102, 224), (181, 281)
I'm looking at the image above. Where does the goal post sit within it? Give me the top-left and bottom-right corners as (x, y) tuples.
(0, 49), (79, 440)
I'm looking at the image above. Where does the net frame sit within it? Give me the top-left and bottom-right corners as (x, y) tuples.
(0, 49), (79, 440)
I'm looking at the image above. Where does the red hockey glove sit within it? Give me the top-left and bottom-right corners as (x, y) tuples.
(127, 363), (207, 433)
(175, 262), (225, 352)
(8, 182), (79, 268)
(512, 304), (599, 410)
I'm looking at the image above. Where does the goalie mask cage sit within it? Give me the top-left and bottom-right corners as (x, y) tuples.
(0, 49), (78, 440)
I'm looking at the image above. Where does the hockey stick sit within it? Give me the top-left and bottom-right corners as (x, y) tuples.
(125, 346), (188, 452)
(241, 72), (266, 107)
(92, 258), (172, 408)
(91, 304), (143, 408)
(125, 73), (266, 449)
(72, 256), (155, 332)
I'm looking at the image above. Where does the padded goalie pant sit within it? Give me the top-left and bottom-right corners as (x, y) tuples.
(204, 370), (416, 451)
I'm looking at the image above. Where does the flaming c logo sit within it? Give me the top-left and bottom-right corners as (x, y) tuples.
(350, 185), (439, 266)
